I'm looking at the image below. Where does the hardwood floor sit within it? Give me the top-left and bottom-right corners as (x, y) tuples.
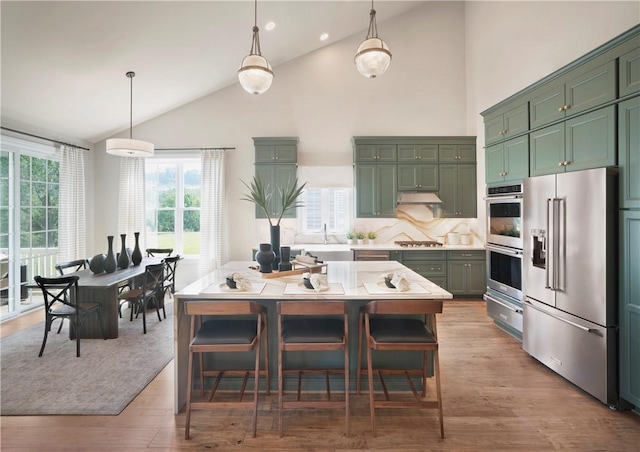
(1, 300), (639, 451)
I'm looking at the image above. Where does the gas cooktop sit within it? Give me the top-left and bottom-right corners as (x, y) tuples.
(395, 240), (443, 248)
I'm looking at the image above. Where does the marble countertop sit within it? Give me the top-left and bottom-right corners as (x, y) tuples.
(176, 260), (453, 300)
(289, 243), (485, 252)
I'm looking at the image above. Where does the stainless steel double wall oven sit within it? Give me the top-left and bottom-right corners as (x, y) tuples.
(484, 183), (524, 336)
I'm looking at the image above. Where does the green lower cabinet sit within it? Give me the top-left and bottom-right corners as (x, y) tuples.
(446, 251), (486, 296)
(620, 210), (640, 409)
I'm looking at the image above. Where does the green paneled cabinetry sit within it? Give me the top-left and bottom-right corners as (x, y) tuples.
(438, 164), (477, 218)
(485, 136), (529, 185)
(619, 96), (640, 209)
(619, 46), (640, 97)
(253, 137), (298, 220)
(484, 102), (529, 146)
(355, 164), (397, 218)
(402, 250), (447, 291)
(397, 164), (438, 191)
(438, 144), (476, 162)
(446, 251), (486, 296)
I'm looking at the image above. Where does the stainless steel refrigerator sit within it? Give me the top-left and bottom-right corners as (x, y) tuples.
(523, 167), (618, 406)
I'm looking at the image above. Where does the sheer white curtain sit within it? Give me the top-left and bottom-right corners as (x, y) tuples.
(200, 149), (228, 273)
(58, 145), (86, 262)
(117, 157), (146, 250)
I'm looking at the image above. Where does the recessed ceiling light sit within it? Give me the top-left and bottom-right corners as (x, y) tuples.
(320, 33), (329, 41)
(265, 21), (276, 31)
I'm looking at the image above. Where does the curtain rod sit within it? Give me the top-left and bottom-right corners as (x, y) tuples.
(155, 147), (236, 151)
(0, 126), (90, 151)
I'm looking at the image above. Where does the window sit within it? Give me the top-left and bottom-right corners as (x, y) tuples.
(299, 188), (351, 233)
(145, 159), (201, 255)
(20, 155), (59, 249)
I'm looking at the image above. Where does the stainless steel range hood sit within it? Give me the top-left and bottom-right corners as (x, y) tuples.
(397, 191), (443, 205)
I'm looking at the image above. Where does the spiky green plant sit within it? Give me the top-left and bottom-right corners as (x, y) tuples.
(241, 175), (307, 226)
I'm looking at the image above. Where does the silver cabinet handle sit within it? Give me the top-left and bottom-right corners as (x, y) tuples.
(484, 293), (523, 314)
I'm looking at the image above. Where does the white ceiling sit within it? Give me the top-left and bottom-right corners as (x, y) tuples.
(1, 0), (424, 144)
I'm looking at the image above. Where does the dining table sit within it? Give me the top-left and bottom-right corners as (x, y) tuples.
(172, 259), (453, 413)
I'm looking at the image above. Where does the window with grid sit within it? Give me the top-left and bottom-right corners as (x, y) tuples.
(299, 188), (350, 233)
(144, 159), (201, 255)
(20, 155), (59, 249)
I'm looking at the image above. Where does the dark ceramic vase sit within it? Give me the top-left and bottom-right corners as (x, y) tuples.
(117, 234), (129, 269)
(255, 243), (275, 273)
(131, 232), (142, 266)
(278, 246), (292, 271)
(89, 254), (106, 274)
(270, 225), (280, 271)
(104, 236), (117, 274)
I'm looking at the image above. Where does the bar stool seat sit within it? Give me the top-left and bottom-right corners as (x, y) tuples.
(184, 300), (269, 440)
(357, 299), (444, 439)
(277, 301), (349, 437)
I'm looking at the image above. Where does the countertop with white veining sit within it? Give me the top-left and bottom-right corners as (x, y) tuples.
(291, 243), (485, 252)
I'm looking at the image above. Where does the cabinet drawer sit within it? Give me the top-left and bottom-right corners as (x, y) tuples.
(404, 260), (446, 277)
(402, 250), (446, 261)
(447, 250), (484, 260)
(485, 293), (523, 333)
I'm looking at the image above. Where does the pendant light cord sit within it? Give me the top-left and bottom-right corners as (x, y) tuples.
(126, 71), (135, 139)
(367, 0), (378, 39)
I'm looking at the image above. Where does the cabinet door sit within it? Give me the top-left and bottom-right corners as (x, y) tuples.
(356, 164), (396, 217)
(619, 47), (640, 97)
(354, 144), (396, 162)
(273, 165), (298, 218)
(439, 144), (475, 162)
(530, 123), (565, 176)
(255, 143), (297, 163)
(437, 164), (457, 217)
(457, 164), (477, 218)
(565, 106), (615, 173)
(397, 144), (438, 162)
(254, 165), (275, 218)
(355, 164), (377, 217)
(566, 61), (616, 116)
(255, 145), (277, 163)
(377, 164), (397, 217)
(620, 210), (640, 408)
(530, 80), (565, 129)
(446, 261), (467, 294)
(619, 97), (640, 209)
(503, 136), (529, 182)
(485, 143), (506, 185)
(397, 164), (438, 191)
(503, 103), (529, 139)
(397, 165), (419, 191)
(485, 114), (505, 146)
(466, 261), (487, 295)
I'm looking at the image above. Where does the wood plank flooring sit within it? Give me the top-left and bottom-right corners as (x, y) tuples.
(1, 300), (639, 451)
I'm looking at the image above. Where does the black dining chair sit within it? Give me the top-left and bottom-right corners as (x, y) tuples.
(117, 263), (164, 334)
(55, 258), (90, 276)
(34, 275), (106, 357)
(145, 248), (173, 258)
(160, 255), (180, 310)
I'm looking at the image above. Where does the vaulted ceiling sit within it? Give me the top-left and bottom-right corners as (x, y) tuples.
(1, 1), (423, 144)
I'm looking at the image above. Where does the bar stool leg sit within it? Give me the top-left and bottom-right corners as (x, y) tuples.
(263, 315), (270, 396)
(435, 348), (444, 439)
(365, 315), (376, 437)
(185, 316), (196, 440)
(356, 310), (364, 395)
(278, 316), (284, 438)
(251, 323), (262, 438)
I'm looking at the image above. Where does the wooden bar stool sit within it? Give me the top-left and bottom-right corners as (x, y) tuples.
(277, 300), (349, 437)
(184, 300), (269, 439)
(356, 299), (444, 438)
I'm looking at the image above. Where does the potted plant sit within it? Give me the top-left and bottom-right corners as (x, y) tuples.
(241, 175), (306, 270)
(346, 231), (355, 245)
(356, 231), (365, 245)
(367, 231), (377, 245)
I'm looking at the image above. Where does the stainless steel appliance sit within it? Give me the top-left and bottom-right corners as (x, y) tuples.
(523, 167), (618, 406)
(486, 184), (523, 249)
(353, 250), (391, 261)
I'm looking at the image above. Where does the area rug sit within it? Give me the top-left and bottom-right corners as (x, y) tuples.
(0, 303), (174, 415)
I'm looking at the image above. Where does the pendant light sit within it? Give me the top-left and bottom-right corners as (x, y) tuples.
(354, 0), (392, 78)
(237, 0), (274, 95)
(106, 71), (154, 157)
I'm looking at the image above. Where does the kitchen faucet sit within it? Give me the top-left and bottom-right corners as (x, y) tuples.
(323, 223), (328, 245)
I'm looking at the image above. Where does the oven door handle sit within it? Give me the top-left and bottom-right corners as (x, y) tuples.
(484, 293), (523, 314)
(485, 244), (523, 256)
(483, 194), (523, 201)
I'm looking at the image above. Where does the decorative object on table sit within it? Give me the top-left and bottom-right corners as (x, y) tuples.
(279, 246), (292, 272)
(354, 0), (392, 79)
(367, 231), (376, 245)
(89, 254), (106, 274)
(356, 231), (365, 245)
(104, 236), (117, 274)
(225, 272), (253, 291)
(383, 275), (395, 288)
(302, 276), (314, 289)
(255, 243), (275, 273)
(382, 272), (410, 292)
(240, 174), (306, 270)
(225, 277), (237, 289)
(117, 234), (129, 269)
(131, 232), (143, 266)
(346, 231), (355, 245)
(308, 273), (330, 292)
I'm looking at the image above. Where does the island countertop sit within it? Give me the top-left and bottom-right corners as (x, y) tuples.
(173, 260), (452, 413)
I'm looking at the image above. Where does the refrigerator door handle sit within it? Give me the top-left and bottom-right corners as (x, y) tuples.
(552, 198), (561, 291)
(524, 299), (596, 334)
(545, 198), (553, 289)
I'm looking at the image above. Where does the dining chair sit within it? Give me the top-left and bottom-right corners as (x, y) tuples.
(356, 299), (444, 438)
(55, 258), (90, 276)
(160, 255), (180, 309)
(116, 263), (164, 334)
(184, 300), (269, 439)
(34, 275), (106, 357)
(277, 300), (349, 437)
(145, 248), (173, 258)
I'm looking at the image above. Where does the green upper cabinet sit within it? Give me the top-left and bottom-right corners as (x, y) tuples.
(485, 136), (529, 185)
(397, 164), (438, 191)
(354, 144), (397, 162)
(530, 106), (615, 176)
(254, 164), (298, 219)
(254, 137), (298, 163)
(619, 96), (640, 209)
(439, 144), (476, 162)
(397, 144), (438, 162)
(438, 164), (476, 218)
(355, 164), (397, 218)
(484, 102), (529, 146)
(530, 60), (616, 129)
(619, 46), (640, 97)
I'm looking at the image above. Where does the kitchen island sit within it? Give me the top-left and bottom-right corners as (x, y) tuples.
(173, 260), (452, 413)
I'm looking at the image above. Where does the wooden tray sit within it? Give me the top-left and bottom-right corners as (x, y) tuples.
(249, 261), (328, 279)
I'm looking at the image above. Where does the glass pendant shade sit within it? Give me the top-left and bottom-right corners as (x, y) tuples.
(238, 54), (274, 95)
(106, 138), (154, 157)
(355, 37), (391, 78)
